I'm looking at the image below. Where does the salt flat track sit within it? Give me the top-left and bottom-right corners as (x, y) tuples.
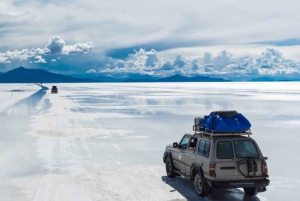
(2, 83), (300, 200)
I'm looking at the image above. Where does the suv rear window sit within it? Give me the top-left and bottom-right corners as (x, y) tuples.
(233, 140), (259, 158)
(217, 141), (234, 159)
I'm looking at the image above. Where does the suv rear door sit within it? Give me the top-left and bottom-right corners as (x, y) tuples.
(214, 139), (238, 180)
(232, 139), (265, 180)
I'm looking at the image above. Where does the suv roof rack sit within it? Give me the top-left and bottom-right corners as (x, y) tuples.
(193, 126), (252, 138)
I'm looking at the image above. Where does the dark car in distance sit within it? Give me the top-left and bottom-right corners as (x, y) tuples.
(51, 86), (58, 94)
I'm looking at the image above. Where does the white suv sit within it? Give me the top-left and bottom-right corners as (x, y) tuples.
(163, 118), (269, 197)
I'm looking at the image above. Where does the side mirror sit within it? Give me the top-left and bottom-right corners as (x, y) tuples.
(173, 142), (178, 148)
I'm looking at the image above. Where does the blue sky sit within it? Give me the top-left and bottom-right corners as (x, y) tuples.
(0, 0), (300, 80)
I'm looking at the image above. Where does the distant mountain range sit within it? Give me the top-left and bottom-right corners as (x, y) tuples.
(249, 76), (300, 82)
(0, 67), (230, 83)
(0, 67), (94, 83)
(124, 74), (228, 82)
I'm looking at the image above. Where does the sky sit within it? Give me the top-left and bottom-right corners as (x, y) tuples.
(1, 0), (300, 80)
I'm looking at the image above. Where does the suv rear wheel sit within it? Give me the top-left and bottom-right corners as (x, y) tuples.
(194, 173), (206, 197)
(244, 188), (258, 196)
(165, 157), (176, 178)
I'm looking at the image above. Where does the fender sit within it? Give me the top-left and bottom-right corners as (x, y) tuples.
(190, 162), (203, 180)
(163, 150), (176, 170)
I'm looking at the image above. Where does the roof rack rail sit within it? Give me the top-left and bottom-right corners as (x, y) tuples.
(193, 125), (252, 138)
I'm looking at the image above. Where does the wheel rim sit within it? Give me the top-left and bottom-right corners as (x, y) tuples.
(167, 162), (171, 173)
(197, 178), (202, 192)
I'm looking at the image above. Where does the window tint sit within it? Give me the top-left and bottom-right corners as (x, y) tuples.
(204, 141), (211, 157)
(198, 140), (211, 157)
(179, 135), (191, 149)
(198, 140), (205, 155)
(234, 141), (259, 158)
(217, 141), (234, 159)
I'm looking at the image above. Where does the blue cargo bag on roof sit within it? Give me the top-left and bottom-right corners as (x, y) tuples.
(202, 111), (251, 133)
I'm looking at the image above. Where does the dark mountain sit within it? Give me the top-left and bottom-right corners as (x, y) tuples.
(122, 74), (159, 81)
(250, 76), (300, 82)
(250, 77), (277, 82)
(0, 67), (96, 83)
(72, 73), (160, 82)
(0, 67), (229, 83)
(125, 74), (229, 82)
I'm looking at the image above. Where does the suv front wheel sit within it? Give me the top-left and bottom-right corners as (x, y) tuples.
(244, 188), (258, 196)
(165, 157), (176, 178)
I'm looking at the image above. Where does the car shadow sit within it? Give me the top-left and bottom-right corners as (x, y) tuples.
(162, 176), (260, 201)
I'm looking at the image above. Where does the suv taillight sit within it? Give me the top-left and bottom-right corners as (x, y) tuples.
(263, 161), (268, 176)
(209, 163), (216, 177)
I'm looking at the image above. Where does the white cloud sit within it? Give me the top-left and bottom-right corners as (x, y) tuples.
(2, 0), (300, 55)
(51, 59), (56, 62)
(173, 55), (186, 68)
(45, 36), (65, 54)
(86, 69), (96, 73)
(34, 55), (46, 63)
(97, 48), (300, 80)
(63, 42), (93, 55)
(0, 36), (93, 63)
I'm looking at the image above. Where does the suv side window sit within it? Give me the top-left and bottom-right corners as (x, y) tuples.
(198, 140), (211, 157)
(179, 135), (191, 149)
(203, 141), (211, 157)
(217, 141), (234, 159)
(198, 140), (205, 155)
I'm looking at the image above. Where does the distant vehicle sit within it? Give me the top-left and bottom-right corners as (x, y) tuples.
(163, 111), (269, 197)
(51, 86), (58, 94)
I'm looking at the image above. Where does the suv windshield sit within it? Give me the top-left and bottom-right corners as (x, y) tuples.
(179, 135), (191, 149)
(233, 140), (259, 158)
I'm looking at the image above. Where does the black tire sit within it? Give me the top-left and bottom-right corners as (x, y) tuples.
(165, 157), (176, 178)
(244, 188), (258, 196)
(194, 173), (206, 197)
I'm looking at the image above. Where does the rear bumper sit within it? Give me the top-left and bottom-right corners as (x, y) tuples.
(206, 179), (270, 189)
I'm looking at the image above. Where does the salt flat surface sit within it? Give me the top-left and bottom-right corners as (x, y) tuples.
(1, 82), (300, 201)
(0, 84), (40, 111)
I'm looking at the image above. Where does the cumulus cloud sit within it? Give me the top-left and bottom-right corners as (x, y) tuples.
(0, 36), (93, 64)
(173, 55), (186, 68)
(51, 59), (56, 62)
(63, 42), (93, 55)
(97, 48), (300, 80)
(34, 55), (46, 63)
(86, 69), (97, 73)
(46, 36), (65, 54)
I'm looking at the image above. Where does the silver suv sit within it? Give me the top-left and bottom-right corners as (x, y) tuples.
(163, 116), (270, 197)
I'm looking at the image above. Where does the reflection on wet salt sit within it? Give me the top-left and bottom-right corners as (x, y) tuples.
(1, 83), (300, 200)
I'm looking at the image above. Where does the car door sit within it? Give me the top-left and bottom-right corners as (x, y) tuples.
(184, 137), (198, 175)
(193, 139), (212, 177)
(214, 139), (238, 180)
(171, 134), (191, 172)
(233, 139), (265, 180)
